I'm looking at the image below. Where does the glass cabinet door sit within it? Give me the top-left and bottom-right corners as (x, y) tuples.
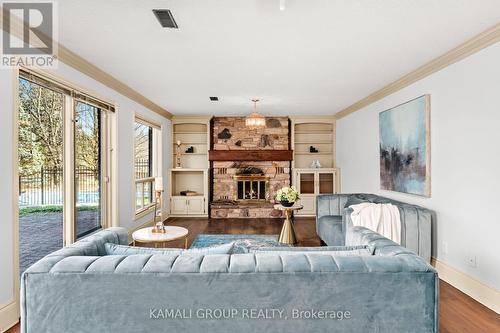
(318, 172), (335, 194)
(298, 172), (315, 194)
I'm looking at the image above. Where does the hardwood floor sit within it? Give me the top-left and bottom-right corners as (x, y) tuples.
(6, 217), (499, 333)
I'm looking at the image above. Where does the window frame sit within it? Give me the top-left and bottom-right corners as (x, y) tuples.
(134, 115), (161, 216)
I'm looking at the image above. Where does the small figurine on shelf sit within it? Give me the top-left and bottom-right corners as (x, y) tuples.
(310, 160), (322, 168)
(309, 146), (319, 153)
(175, 140), (182, 168)
(185, 146), (194, 153)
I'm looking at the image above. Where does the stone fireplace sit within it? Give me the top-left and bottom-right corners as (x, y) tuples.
(209, 116), (292, 218)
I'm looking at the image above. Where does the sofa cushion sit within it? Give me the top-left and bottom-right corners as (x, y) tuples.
(252, 244), (373, 256)
(104, 242), (234, 256)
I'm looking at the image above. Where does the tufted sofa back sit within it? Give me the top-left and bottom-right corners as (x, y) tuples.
(24, 227), (433, 276)
(317, 193), (433, 262)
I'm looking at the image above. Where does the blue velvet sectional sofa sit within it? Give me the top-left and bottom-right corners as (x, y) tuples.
(21, 227), (438, 333)
(316, 193), (433, 262)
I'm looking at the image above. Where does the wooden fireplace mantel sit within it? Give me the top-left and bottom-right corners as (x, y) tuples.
(208, 150), (294, 161)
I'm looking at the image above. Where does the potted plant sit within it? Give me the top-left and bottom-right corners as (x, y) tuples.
(275, 186), (299, 207)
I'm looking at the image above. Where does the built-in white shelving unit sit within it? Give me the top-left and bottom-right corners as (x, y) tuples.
(290, 116), (339, 216)
(169, 117), (211, 217)
(292, 119), (335, 169)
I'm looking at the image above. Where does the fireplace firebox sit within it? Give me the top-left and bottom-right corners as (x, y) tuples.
(233, 175), (269, 202)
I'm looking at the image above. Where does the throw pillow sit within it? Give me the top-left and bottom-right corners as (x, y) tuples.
(104, 242), (234, 256)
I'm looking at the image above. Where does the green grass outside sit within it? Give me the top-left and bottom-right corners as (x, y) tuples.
(19, 205), (99, 216)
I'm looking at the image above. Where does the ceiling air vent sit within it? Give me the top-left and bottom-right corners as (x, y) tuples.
(152, 9), (178, 29)
(209, 97), (219, 101)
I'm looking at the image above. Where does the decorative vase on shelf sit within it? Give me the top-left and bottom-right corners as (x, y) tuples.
(310, 159), (321, 168)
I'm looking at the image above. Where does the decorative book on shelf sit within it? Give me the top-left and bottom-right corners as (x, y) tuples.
(180, 190), (199, 196)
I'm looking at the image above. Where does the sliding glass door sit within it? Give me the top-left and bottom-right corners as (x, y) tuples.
(18, 72), (113, 274)
(74, 101), (102, 239)
(18, 78), (64, 275)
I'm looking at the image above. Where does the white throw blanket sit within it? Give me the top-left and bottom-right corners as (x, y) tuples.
(350, 203), (401, 244)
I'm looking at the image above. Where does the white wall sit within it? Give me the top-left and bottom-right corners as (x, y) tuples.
(0, 69), (16, 308)
(0, 63), (171, 314)
(337, 42), (500, 291)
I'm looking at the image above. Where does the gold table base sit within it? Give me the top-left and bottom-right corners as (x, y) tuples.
(279, 209), (297, 244)
(274, 204), (302, 244)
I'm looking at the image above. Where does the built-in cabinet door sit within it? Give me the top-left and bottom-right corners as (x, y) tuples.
(171, 197), (188, 214)
(316, 170), (336, 194)
(297, 172), (315, 194)
(298, 195), (315, 215)
(294, 169), (338, 216)
(187, 197), (205, 214)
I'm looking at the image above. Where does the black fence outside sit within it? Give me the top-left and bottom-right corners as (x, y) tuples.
(19, 160), (151, 207)
(19, 167), (97, 207)
(134, 159), (151, 180)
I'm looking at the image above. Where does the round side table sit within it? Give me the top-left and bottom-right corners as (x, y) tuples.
(132, 226), (189, 249)
(274, 204), (303, 244)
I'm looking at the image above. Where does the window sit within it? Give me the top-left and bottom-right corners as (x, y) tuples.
(134, 117), (160, 214)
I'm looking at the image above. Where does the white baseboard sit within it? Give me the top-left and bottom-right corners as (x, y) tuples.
(0, 300), (19, 332)
(431, 257), (500, 314)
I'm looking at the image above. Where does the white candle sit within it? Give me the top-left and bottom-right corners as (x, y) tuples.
(155, 177), (163, 191)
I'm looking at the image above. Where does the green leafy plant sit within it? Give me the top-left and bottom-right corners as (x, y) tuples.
(275, 186), (299, 203)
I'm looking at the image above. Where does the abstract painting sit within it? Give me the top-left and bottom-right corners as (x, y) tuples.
(379, 95), (430, 196)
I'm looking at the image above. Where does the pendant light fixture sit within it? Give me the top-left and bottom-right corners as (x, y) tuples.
(245, 99), (266, 129)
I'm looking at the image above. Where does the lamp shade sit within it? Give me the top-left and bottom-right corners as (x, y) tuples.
(246, 98), (266, 129)
(245, 112), (266, 129)
(154, 177), (163, 191)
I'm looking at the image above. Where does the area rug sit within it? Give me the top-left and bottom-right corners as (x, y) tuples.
(190, 234), (290, 253)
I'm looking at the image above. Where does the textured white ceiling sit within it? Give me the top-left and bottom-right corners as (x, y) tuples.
(55, 0), (500, 116)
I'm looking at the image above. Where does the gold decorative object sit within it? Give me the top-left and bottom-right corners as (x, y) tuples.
(245, 99), (266, 129)
(152, 178), (165, 233)
(274, 204), (303, 244)
(151, 225), (166, 234)
(175, 140), (182, 168)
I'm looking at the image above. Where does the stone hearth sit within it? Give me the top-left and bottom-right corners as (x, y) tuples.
(210, 202), (282, 218)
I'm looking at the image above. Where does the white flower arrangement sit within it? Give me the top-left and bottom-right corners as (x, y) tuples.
(275, 186), (299, 203)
